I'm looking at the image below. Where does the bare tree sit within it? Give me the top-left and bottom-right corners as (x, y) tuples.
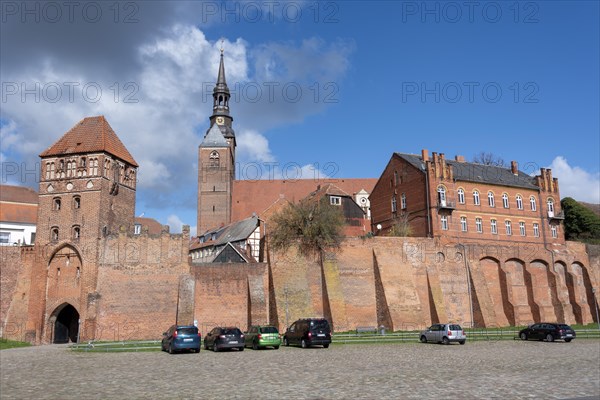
(472, 152), (506, 167)
(387, 212), (413, 237)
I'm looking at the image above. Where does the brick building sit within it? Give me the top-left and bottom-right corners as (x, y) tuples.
(370, 150), (565, 245)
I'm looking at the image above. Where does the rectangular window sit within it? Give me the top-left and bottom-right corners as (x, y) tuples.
(330, 196), (341, 206)
(401, 193), (406, 210)
(0, 232), (10, 244)
(460, 216), (468, 232)
(458, 189), (465, 204)
(505, 221), (512, 236)
(519, 222), (526, 236)
(516, 196), (523, 210)
(533, 223), (540, 237)
(134, 224), (142, 235)
(441, 215), (448, 230)
(475, 218), (483, 233)
(551, 224), (558, 238)
(391, 196), (397, 213)
(502, 194), (509, 208)
(491, 219), (497, 234)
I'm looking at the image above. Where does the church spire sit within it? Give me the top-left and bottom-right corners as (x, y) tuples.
(207, 40), (235, 143)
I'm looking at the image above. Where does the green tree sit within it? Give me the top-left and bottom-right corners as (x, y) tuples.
(268, 197), (345, 259)
(561, 197), (600, 243)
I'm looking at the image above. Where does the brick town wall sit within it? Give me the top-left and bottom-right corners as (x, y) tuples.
(80, 230), (190, 342)
(0, 246), (35, 340)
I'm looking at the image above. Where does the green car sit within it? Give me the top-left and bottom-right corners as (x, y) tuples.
(245, 325), (281, 350)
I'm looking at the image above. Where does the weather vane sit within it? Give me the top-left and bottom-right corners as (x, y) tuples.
(220, 38), (224, 55)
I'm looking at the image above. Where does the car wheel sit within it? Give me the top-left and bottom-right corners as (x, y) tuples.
(204, 342), (208, 350)
(213, 343), (219, 352)
(168, 344), (174, 354)
(252, 340), (258, 350)
(442, 337), (450, 345)
(420, 336), (427, 343)
(195, 347), (201, 353)
(545, 333), (554, 342)
(520, 332), (527, 341)
(459, 341), (465, 345)
(301, 339), (308, 349)
(323, 344), (329, 349)
(565, 339), (572, 343)
(284, 337), (289, 347)
(239, 347), (244, 351)
(274, 346), (279, 350)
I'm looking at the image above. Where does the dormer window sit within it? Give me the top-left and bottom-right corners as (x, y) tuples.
(330, 196), (341, 206)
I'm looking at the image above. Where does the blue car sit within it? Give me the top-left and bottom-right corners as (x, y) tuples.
(162, 325), (201, 354)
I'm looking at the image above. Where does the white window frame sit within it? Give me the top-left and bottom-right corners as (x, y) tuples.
(516, 195), (523, 210)
(519, 222), (526, 236)
(488, 191), (495, 207)
(530, 196), (537, 211)
(547, 198), (555, 213)
(401, 193), (407, 210)
(473, 190), (480, 205)
(491, 219), (498, 234)
(440, 215), (448, 230)
(551, 224), (558, 238)
(457, 188), (465, 204)
(391, 196), (397, 213)
(505, 220), (512, 236)
(475, 218), (483, 233)
(502, 193), (509, 208)
(0, 232), (10, 244)
(533, 223), (540, 237)
(330, 196), (341, 206)
(460, 216), (468, 232)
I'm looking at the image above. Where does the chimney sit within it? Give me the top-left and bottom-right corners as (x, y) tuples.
(421, 149), (429, 162)
(455, 155), (465, 163)
(511, 160), (518, 175)
(432, 152), (438, 163)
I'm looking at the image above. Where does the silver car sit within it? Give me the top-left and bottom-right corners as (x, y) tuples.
(420, 323), (466, 345)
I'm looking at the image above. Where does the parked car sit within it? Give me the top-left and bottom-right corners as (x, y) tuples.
(420, 323), (466, 345)
(519, 323), (576, 342)
(204, 327), (245, 351)
(283, 318), (332, 348)
(245, 325), (281, 350)
(161, 325), (201, 354)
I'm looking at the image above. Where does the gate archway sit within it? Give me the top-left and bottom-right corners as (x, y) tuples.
(52, 304), (79, 343)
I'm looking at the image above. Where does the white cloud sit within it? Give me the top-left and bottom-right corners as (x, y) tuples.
(548, 156), (600, 203)
(236, 129), (275, 163)
(166, 214), (186, 234)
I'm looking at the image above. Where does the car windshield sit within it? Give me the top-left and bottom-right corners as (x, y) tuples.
(178, 327), (198, 335)
(309, 320), (329, 330)
(223, 328), (241, 335)
(261, 327), (278, 334)
(449, 325), (462, 330)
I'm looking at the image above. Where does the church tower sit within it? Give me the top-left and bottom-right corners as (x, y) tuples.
(197, 47), (236, 234)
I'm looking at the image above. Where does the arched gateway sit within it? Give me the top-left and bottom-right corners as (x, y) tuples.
(51, 303), (79, 343)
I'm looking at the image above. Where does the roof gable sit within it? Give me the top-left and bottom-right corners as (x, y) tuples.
(201, 123), (229, 147)
(39, 116), (138, 167)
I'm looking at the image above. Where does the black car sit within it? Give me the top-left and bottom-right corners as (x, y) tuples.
(161, 325), (201, 354)
(519, 323), (576, 342)
(204, 327), (245, 352)
(283, 318), (332, 348)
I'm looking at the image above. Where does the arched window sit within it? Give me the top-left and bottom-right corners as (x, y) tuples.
(89, 158), (98, 176)
(547, 198), (555, 213)
(391, 195), (397, 212)
(457, 188), (465, 204)
(516, 195), (523, 210)
(209, 151), (220, 167)
(72, 226), (81, 240)
(73, 196), (81, 209)
(473, 190), (480, 205)
(502, 193), (509, 208)
(401, 193), (407, 210)
(437, 186), (447, 206)
(530, 196), (537, 211)
(53, 197), (61, 211)
(45, 162), (52, 180)
(488, 191), (495, 207)
(51, 227), (59, 242)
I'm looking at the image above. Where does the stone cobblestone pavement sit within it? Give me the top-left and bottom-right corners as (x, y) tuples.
(1, 340), (599, 399)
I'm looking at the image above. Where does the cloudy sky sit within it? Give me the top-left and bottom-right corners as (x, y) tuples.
(1, 1), (598, 236)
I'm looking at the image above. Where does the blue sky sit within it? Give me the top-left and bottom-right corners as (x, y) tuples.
(1, 1), (598, 236)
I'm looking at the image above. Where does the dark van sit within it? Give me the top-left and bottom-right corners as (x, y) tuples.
(283, 318), (332, 348)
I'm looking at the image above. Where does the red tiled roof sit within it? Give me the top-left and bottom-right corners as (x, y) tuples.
(0, 185), (38, 224)
(39, 116), (138, 167)
(231, 178), (377, 221)
(0, 185), (38, 204)
(134, 217), (163, 235)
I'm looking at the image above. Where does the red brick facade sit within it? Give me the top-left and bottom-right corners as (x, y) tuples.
(370, 150), (565, 246)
